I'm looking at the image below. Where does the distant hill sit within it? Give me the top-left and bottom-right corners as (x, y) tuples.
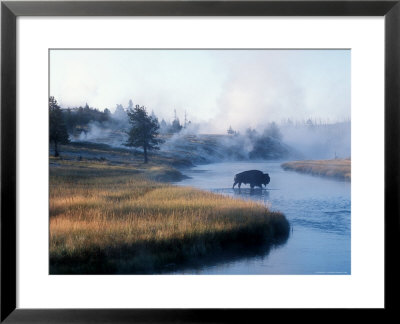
(160, 133), (294, 164)
(70, 125), (296, 165)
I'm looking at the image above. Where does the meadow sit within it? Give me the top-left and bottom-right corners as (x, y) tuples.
(50, 147), (289, 274)
(281, 159), (351, 181)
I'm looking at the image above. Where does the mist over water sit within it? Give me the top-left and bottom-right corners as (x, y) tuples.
(281, 121), (351, 159)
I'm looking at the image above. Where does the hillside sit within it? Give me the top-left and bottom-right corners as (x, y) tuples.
(72, 128), (295, 165)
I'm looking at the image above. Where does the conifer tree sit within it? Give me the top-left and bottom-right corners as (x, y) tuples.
(125, 105), (163, 163)
(49, 96), (69, 157)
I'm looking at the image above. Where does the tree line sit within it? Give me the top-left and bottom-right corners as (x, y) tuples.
(50, 96), (291, 163)
(227, 122), (283, 141)
(62, 103), (111, 134)
(49, 97), (169, 163)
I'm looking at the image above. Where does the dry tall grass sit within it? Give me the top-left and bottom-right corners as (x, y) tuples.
(50, 160), (289, 274)
(281, 159), (351, 181)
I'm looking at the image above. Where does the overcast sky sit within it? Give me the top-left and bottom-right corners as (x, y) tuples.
(50, 49), (350, 133)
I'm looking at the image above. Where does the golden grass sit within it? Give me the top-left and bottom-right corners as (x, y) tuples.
(281, 159), (351, 181)
(50, 160), (288, 274)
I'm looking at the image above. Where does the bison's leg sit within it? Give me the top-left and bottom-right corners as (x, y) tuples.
(238, 182), (242, 189)
(233, 182), (238, 189)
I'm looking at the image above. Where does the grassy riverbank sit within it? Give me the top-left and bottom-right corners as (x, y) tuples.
(50, 153), (289, 274)
(281, 159), (351, 181)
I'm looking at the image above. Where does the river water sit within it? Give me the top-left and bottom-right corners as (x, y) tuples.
(173, 161), (351, 275)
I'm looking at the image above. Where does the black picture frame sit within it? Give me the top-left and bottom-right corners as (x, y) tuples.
(1, 0), (399, 322)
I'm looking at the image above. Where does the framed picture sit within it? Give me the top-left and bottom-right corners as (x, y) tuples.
(1, 0), (398, 322)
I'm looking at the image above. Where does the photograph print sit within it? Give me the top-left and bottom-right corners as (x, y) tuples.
(49, 49), (351, 275)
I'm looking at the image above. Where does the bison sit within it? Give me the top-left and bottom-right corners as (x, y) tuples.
(233, 170), (270, 189)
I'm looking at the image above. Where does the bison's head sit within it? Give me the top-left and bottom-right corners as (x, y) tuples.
(263, 173), (270, 186)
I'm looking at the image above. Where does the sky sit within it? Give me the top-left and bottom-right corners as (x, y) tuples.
(50, 49), (350, 133)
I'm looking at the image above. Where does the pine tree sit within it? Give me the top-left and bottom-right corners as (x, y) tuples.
(49, 96), (69, 157)
(125, 105), (163, 163)
(264, 122), (282, 140)
(128, 99), (134, 110)
(171, 118), (182, 133)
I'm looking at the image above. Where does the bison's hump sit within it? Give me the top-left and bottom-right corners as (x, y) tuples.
(236, 170), (264, 176)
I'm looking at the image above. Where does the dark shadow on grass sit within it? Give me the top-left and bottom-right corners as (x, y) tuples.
(50, 217), (290, 275)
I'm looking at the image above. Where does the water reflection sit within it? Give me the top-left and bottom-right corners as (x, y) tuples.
(213, 188), (270, 197)
(164, 227), (290, 274)
(232, 187), (269, 197)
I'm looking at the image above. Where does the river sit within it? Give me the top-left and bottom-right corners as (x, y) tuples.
(172, 161), (351, 275)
